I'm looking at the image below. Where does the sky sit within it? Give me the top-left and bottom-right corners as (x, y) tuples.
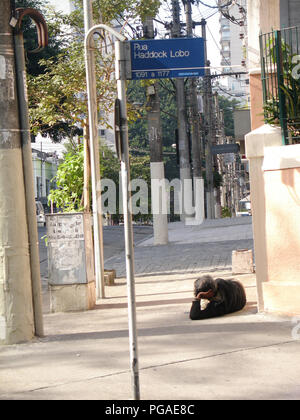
(193, 2), (221, 69)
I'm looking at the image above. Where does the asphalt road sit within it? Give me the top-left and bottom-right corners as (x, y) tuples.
(38, 224), (153, 279)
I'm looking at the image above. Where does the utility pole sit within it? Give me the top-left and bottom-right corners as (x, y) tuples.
(201, 19), (215, 219)
(14, 8), (45, 338)
(183, 0), (202, 178)
(215, 98), (227, 212)
(213, 92), (222, 218)
(143, 17), (168, 245)
(183, 0), (205, 224)
(0, 1), (35, 344)
(171, 0), (193, 221)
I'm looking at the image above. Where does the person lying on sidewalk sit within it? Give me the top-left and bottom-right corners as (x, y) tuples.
(190, 275), (246, 320)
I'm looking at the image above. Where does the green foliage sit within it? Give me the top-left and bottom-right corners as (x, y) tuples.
(218, 95), (240, 138)
(127, 79), (178, 181)
(48, 145), (85, 212)
(49, 142), (151, 221)
(99, 144), (120, 185)
(263, 98), (280, 125)
(221, 206), (232, 218)
(262, 35), (300, 140)
(213, 171), (223, 189)
(27, 23), (115, 141)
(89, 0), (161, 23)
(201, 170), (223, 189)
(26, 0), (162, 141)
(159, 80), (177, 149)
(130, 154), (151, 185)
(15, 0), (68, 76)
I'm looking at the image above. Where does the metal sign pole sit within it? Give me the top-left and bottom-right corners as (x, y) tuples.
(83, 1), (105, 299)
(115, 39), (140, 402)
(85, 24), (140, 401)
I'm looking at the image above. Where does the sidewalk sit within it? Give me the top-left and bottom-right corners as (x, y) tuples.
(105, 216), (254, 277)
(1, 217), (300, 400)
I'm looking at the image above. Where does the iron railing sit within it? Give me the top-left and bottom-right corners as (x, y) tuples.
(260, 26), (300, 145)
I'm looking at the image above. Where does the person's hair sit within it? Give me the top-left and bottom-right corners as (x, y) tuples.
(214, 278), (246, 312)
(193, 275), (217, 297)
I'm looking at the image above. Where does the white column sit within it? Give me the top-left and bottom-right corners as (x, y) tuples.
(151, 162), (168, 245)
(245, 124), (282, 311)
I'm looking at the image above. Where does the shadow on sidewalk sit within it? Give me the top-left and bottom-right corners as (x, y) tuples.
(93, 299), (257, 312)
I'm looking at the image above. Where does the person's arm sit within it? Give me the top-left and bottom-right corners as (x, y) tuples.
(189, 299), (223, 320)
(189, 290), (225, 320)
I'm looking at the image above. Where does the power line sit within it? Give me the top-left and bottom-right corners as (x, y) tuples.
(215, 84), (248, 97)
(195, 0), (249, 96)
(195, 3), (239, 81)
(197, 0), (232, 9)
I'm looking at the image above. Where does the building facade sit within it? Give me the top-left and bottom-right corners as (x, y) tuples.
(31, 146), (60, 209)
(247, 0), (300, 129)
(219, 0), (249, 106)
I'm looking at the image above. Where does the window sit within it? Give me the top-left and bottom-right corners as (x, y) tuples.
(221, 25), (230, 31)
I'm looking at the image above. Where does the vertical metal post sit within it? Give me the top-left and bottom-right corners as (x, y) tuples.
(259, 32), (267, 110)
(83, 0), (105, 299)
(84, 21), (139, 401)
(275, 30), (289, 145)
(115, 39), (140, 401)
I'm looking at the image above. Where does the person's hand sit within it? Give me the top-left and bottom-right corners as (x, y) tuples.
(196, 289), (214, 300)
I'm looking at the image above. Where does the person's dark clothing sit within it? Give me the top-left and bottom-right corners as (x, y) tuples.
(189, 278), (246, 320)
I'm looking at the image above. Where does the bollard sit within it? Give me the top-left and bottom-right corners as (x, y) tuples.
(232, 249), (254, 274)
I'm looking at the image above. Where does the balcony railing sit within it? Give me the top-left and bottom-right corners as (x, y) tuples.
(260, 26), (300, 145)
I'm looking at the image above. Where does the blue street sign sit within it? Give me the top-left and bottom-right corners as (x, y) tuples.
(128, 38), (205, 80)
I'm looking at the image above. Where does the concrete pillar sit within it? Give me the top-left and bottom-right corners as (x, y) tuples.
(247, 0), (281, 131)
(185, 177), (205, 226)
(245, 124), (282, 311)
(150, 162), (168, 245)
(262, 144), (300, 314)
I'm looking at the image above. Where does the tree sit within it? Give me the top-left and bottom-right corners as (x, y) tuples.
(27, 1), (162, 141)
(218, 95), (240, 138)
(28, 39), (116, 141)
(48, 145), (85, 212)
(15, 0), (66, 76)
(26, 0), (161, 218)
(127, 79), (179, 181)
(49, 143), (151, 222)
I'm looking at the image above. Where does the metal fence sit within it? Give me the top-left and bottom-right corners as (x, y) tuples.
(260, 26), (300, 145)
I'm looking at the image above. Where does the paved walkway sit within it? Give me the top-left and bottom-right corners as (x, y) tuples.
(1, 216), (300, 401)
(105, 216), (254, 277)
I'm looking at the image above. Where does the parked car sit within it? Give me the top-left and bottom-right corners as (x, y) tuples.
(35, 200), (46, 226)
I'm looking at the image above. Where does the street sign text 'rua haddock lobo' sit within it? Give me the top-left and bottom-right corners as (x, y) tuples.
(125, 37), (205, 80)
